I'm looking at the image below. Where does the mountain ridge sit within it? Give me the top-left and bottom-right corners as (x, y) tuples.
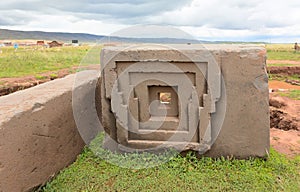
(0, 28), (202, 44)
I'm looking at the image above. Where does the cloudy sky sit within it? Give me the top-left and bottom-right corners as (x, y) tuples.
(1, 0), (300, 42)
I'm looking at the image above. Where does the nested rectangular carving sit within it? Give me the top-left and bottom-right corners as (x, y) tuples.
(107, 60), (214, 150)
(148, 86), (178, 117)
(128, 74), (198, 142)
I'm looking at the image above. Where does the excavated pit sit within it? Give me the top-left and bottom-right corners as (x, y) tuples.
(269, 98), (299, 131)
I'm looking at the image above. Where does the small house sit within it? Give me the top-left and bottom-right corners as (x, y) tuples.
(48, 41), (63, 48)
(72, 40), (79, 47)
(3, 41), (12, 46)
(37, 40), (45, 46)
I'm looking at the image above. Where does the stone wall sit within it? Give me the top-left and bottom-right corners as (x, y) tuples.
(0, 70), (99, 192)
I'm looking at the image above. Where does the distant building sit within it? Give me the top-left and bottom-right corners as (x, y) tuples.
(48, 41), (63, 48)
(72, 40), (79, 46)
(37, 40), (45, 46)
(3, 41), (12, 46)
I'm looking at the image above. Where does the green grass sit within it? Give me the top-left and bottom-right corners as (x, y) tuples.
(0, 46), (101, 78)
(41, 134), (300, 192)
(34, 74), (48, 80)
(0, 44), (299, 79)
(49, 73), (58, 79)
(266, 44), (300, 61)
(268, 63), (300, 67)
(268, 74), (300, 82)
(279, 90), (300, 100)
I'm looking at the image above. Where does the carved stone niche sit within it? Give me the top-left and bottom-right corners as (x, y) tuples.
(99, 44), (270, 158)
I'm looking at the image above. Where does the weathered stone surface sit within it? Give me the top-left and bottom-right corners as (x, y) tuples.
(0, 70), (99, 192)
(100, 44), (269, 158)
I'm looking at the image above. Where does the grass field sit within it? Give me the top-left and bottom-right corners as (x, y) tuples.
(267, 63), (300, 67)
(269, 74), (300, 81)
(0, 45), (100, 78)
(40, 134), (300, 192)
(266, 44), (300, 61)
(0, 43), (299, 78)
(279, 90), (300, 100)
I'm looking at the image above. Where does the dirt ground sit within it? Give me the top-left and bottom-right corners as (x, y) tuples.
(268, 62), (300, 157)
(267, 60), (300, 79)
(269, 80), (300, 90)
(268, 66), (300, 77)
(1, 64), (299, 158)
(0, 65), (99, 96)
(269, 82), (300, 157)
(267, 60), (300, 65)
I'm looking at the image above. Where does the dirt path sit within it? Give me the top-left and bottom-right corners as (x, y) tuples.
(267, 60), (300, 65)
(269, 80), (300, 90)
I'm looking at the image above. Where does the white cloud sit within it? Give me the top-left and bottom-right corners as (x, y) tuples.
(0, 0), (300, 42)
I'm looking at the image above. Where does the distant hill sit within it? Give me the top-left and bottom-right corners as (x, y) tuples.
(0, 28), (104, 43)
(0, 28), (202, 44)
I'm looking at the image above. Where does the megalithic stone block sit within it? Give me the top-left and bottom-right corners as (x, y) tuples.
(98, 44), (269, 158)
